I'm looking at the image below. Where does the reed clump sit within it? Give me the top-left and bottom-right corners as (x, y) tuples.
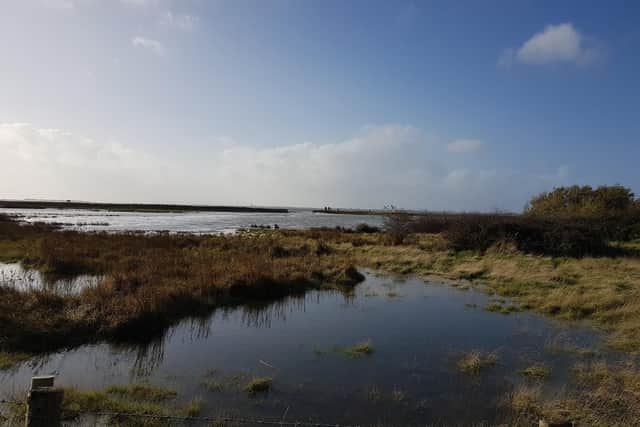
(456, 350), (498, 374)
(343, 340), (374, 358)
(244, 377), (272, 395)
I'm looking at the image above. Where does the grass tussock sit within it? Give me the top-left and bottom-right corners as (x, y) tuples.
(502, 362), (640, 426)
(243, 377), (272, 395)
(457, 350), (498, 374)
(520, 364), (551, 379)
(343, 340), (374, 358)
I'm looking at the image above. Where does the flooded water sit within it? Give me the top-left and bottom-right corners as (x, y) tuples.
(0, 208), (384, 234)
(0, 271), (608, 426)
(0, 263), (101, 296)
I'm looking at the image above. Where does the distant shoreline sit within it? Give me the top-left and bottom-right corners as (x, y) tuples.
(313, 208), (389, 215)
(0, 200), (288, 214)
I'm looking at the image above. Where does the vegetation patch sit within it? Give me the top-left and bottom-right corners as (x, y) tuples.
(502, 362), (640, 426)
(0, 214), (365, 353)
(244, 377), (272, 395)
(1, 383), (202, 427)
(457, 350), (498, 374)
(520, 364), (551, 379)
(343, 340), (374, 358)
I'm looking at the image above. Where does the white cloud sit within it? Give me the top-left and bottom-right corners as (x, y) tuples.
(447, 139), (483, 153)
(500, 23), (601, 67)
(0, 123), (571, 212)
(160, 11), (199, 32)
(132, 36), (166, 56)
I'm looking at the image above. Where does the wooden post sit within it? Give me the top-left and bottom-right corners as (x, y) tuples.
(25, 376), (63, 427)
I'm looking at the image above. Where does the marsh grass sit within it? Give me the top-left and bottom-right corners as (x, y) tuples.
(520, 364), (551, 379)
(501, 362), (640, 426)
(457, 350), (498, 374)
(0, 351), (29, 370)
(345, 234), (640, 351)
(244, 377), (272, 395)
(4, 383), (202, 427)
(501, 385), (541, 416)
(314, 340), (374, 358)
(0, 216), (365, 353)
(343, 340), (374, 358)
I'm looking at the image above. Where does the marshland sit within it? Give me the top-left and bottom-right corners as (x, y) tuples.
(1, 185), (640, 426)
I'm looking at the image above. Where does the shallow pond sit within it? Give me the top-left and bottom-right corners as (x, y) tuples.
(0, 208), (384, 234)
(0, 271), (610, 425)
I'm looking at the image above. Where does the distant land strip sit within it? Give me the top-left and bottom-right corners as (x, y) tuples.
(0, 200), (288, 213)
(313, 208), (390, 215)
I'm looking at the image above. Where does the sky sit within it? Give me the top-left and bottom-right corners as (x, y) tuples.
(0, 0), (639, 211)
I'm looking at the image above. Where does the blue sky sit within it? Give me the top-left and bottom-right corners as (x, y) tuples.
(0, 0), (638, 210)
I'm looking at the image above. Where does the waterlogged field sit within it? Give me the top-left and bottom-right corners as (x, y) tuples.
(1, 212), (640, 426)
(0, 271), (613, 426)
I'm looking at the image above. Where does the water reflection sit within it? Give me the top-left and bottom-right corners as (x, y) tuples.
(0, 263), (101, 296)
(0, 271), (619, 426)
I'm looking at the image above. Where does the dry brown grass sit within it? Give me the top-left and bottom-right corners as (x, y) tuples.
(500, 362), (640, 427)
(0, 217), (364, 352)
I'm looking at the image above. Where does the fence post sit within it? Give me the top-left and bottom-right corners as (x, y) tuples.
(25, 376), (63, 427)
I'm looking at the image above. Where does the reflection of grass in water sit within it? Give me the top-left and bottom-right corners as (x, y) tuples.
(520, 364), (551, 379)
(364, 385), (382, 403)
(457, 350), (498, 374)
(386, 291), (404, 298)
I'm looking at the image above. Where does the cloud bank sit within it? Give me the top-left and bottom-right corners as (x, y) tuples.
(0, 123), (569, 212)
(500, 23), (601, 67)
